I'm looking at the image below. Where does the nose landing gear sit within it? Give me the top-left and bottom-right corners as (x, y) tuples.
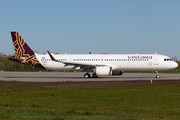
(155, 71), (160, 78)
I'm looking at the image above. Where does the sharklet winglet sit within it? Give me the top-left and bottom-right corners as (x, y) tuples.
(47, 51), (62, 62)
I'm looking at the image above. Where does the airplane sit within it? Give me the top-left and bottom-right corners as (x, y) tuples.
(8, 31), (178, 78)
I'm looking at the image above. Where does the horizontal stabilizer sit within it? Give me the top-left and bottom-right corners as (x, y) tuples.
(8, 56), (26, 62)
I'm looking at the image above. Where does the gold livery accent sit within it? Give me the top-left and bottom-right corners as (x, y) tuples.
(13, 32), (40, 66)
(148, 62), (152, 66)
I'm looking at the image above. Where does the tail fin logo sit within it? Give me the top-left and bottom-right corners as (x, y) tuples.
(11, 32), (40, 66)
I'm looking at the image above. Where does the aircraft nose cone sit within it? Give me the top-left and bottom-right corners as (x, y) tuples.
(175, 62), (178, 68)
(172, 62), (178, 69)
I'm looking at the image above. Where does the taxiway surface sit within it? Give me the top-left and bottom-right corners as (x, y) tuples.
(0, 72), (179, 82)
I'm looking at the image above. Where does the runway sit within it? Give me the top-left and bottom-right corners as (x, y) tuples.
(0, 71), (180, 82)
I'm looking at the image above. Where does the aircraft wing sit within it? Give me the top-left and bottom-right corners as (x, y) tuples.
(47, 51), (106, 70)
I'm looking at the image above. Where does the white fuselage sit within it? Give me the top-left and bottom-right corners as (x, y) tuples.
(35, 53), (178, 71)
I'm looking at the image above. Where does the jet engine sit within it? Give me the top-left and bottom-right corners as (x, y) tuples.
(94, 66), (112, 76)
(112, 70), (123, 75)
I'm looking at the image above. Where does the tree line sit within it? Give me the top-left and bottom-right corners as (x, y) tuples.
(0, 52), (45, 71)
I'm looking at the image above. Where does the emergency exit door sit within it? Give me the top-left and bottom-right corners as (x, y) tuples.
(154, 56), (159, 65)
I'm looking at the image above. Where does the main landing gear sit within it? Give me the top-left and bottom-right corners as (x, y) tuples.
(92, 73), (98, 78)
(84, 73), (98, 78)
(155, 71), (160, 78)
(84, 73), (90, 78)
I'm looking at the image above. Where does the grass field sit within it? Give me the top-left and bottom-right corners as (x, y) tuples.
(0, 85), (180, 120)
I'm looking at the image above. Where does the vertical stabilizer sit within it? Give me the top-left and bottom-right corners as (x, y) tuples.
(11, 32), (34, 58)
(10, 32), (44, 68)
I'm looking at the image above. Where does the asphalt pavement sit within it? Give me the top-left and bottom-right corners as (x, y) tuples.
(0, 72), (179, 82)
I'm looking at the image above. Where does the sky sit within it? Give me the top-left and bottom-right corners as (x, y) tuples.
(0, 0), (180, 59)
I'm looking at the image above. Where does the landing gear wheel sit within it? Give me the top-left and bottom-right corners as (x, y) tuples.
(156, 75), (160, 78)
(92, 73), (98, 78)
(84, 73), (90, 78)
(155, 71), (160, 78)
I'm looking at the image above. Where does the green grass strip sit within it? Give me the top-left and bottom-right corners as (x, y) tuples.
(0, 85), (180, 119)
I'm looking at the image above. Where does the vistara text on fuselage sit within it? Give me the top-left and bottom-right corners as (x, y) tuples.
(8, 31), (178, 78)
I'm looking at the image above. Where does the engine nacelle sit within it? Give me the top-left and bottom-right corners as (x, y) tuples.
(94, 66), (112, 76)
(112, 70), (123, 75)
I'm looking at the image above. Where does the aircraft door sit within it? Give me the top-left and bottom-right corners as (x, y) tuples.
(154, 56), (159, 65)
(68, 57), (73, 62)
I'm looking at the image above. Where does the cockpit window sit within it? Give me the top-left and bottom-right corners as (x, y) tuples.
(164, 58), (172, 61)
(168, 59), (172, 61)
